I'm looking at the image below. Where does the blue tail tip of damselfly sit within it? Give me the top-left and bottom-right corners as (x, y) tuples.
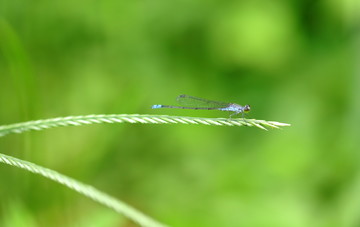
(152, 104), (163, 109)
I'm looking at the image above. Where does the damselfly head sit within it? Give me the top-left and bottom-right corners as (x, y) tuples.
(243, 105), (251, 113)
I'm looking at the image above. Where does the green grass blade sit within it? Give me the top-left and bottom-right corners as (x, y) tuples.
(0, 114), (291, 137)
(0, 153), (168, 227)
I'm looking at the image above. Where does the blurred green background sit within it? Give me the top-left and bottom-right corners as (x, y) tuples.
(1, 0), (360, 226)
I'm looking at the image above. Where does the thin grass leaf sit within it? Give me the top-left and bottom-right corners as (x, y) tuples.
(0, 153), (168, 227)
(0, 114), (291, 137)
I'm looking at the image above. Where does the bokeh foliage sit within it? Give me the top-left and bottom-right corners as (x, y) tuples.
(1, 0), (360, 226)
